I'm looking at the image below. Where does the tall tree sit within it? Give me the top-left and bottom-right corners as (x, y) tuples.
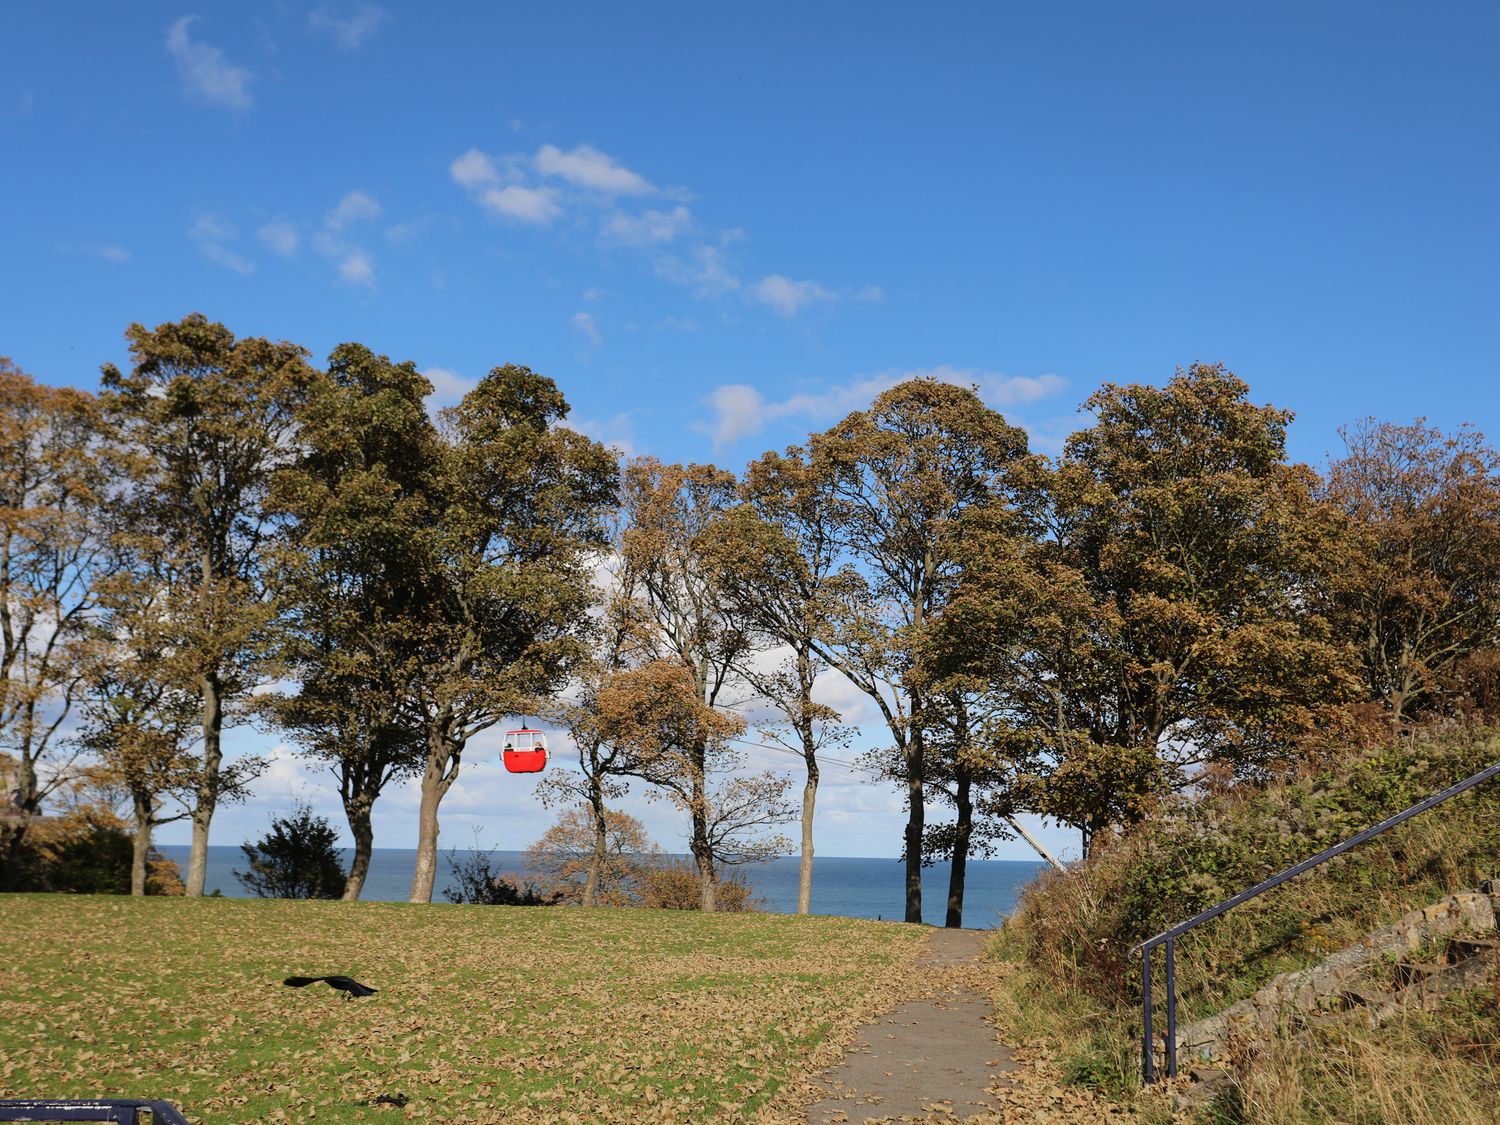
(1322, 418), (1500, 727)
(269, 343), (436, 899)
(405, 365), (616, 903)
(955, 364), (1353, 853)
(77, 587), (200, 896)
(0, 360), (113, 888)
(809, 379), (1031, 923)
(619, 459), (753, 912)
(100, 315), (318, 895)
(701, 449), (849, 914)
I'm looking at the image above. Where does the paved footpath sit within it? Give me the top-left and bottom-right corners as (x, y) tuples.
(804, 928), (1014, 1123)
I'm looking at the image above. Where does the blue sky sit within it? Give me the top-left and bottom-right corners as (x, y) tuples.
(2, 3), (1497, 866)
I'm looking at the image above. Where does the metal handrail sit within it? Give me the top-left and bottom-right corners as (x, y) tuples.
(1135, 758), (1500, 1083)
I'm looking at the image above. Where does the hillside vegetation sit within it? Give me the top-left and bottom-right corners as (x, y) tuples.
(988, 726), (1500, 1123)
(0, 897), (924, 1124)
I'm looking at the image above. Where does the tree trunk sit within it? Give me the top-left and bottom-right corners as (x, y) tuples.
(903, 726), (924, 924)
(342, 790), (375, 901)
(583, 774), (607, 907)
(945, 762), (973, 928)
(185, 669), (223, 897)
(130, 791), (152, 897)
(409, 729), (460, 903)
(798, 764), (818, 915)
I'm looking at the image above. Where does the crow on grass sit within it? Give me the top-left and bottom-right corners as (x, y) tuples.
(283, 975), (378, 999)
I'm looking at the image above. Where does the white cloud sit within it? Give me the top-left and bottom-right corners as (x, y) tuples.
(753, 274), (882, 317)
(88, 244), (130, 263)
(166, 16), (253, 110)
(701, 367), (1069, 451)
(480, 184), (561, 224)
(653, 315), (699, 332)
(189, 213), (253, 274)
(535, 143), (653, 195)
(326, 190), (381, 229)
(655, 244), (740, 295)
(566, 412), (635, 458)
(706, 384), (768, 450)
(258, 219), (299, 256)
(602, 205), (692, 246)
(339, 250), (375, 287)
(308, 4), (387, 50)
(423, 366), (477, 406)
(570, 311), (603, 348)
(450, 148), (500, 189)
(582, 287), (606, 301)
(753, 274), (837, 316)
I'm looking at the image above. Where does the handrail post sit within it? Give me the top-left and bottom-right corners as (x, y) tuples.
(1165, 937), (1177, 1078)
(1141, 943), (1154, 1084)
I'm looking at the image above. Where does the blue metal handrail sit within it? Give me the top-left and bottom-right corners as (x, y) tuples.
(1135, 758), (1500, 1083)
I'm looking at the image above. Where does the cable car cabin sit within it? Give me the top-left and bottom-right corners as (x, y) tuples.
(502, 729), (548, 774)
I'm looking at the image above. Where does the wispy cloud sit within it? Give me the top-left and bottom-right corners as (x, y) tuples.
(570, 311), (603, 349)
(313, 191), (382, 286)
(338, 251), (375, 287)
(449, 141), (876, 318)
(166, 16), (253, 110)
(189, 213), (254, 274)
(480, 184), (561, 224)
(87, 244), (130, 263)
(701, 366), (1069, 451)
(326, 190), (381, 230)
(602, 205), (692, 247)
(308, 4), (387, 50)
(565, 412), (636, 458)
(535, 143), (654, 195)
(258, 219), (299, 256)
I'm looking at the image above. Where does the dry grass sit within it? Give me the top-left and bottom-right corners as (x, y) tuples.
(0, 894), (926, 1124)
(1223, 990), (1500, 1124)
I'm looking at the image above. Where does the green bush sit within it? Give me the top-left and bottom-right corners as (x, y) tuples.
(234, 802), (346, 899)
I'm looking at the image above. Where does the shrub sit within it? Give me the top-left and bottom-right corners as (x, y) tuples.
(443, 833), (559, 906)
(234, 802), (346, 899)
(638, 860), (757, 911)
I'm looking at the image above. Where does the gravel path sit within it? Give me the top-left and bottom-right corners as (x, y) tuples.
(804, 928), (1015, 1123)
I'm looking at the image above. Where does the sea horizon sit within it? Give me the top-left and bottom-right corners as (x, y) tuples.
(156, 844), (1046, 929)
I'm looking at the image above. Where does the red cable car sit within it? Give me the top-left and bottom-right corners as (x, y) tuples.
(502, 728), (549, 774)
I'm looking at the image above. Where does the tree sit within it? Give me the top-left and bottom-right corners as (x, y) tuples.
(0, 360), (114, 888)
(100, 315), (319, 895)
(405, 365), (617, 903)
(77, 588), (201, 896)
(1322, 419), (1500, 727)
(234, 802), (346, 899)
(701, 451), (850, 914)
(269, 343), (436, 899)
(808, 379), (1032, 922)
(523, 806), (658, 905)
(949, 365), (1354, 853)
(619, 460), (758, 912)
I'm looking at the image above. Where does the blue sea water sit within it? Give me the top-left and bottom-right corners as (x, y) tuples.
(156, 845), (1044, 928)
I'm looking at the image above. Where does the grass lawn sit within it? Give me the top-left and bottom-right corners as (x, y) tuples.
(0, 896), (926, 1124)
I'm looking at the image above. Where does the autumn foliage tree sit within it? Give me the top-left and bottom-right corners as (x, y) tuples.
(1321, 418), (1500, 728)
(809, 379), (1032, 922)
(99, 315), (319, 895)
(269, 343), (437, 899)
(404, 366), (616, 903)
(0, 361), (114, 888)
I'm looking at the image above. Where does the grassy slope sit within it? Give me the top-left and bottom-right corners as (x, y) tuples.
(0, 896), (925, 1124)
(984, 729), (1500, 1123)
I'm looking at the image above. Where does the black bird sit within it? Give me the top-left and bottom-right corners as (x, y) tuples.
(283, 975), (378, 1000)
